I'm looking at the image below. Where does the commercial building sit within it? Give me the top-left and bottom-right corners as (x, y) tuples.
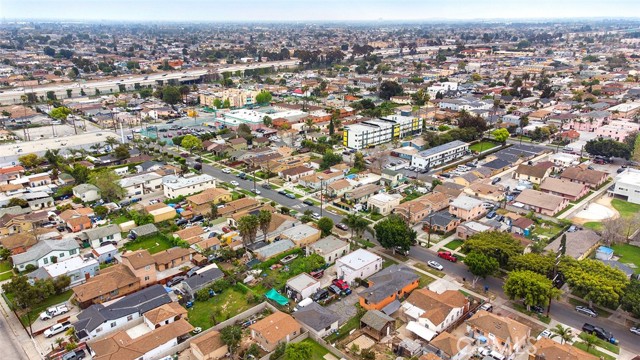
(162, 174), (216, 198)
(410, 140), (469, 170)
(342, 115), (420, 149)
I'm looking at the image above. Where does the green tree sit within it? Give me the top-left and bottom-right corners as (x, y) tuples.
(378, 80), (403, 100)
(492, 128), (510, 143)
(8, 198), (28, 208)
(71, 165), (90, 184)
(237, 215), (259, 246)
(461, 231), (523, 268)
(162, 86), (182, 105)
(93, 205), (109, 218)
(342, 213), (369, 239)
(220, 325), (242, 358)
(18, 153), (44, 169)
(210, 203), (219, 219)
(508, 253), (554, 275)
(50, 106), (72, 120)
(584, 138), (631, 159)
(181, 134), (203, 151)
(504, 270), (561, 311)
(89, 170), (125, 201)
(559, 258), (629, 308)
(223, 98), (231, 108)
(582, 333), (598, 352)
(549, 324), (573, 345)
(270, 343), (286, 360)
(263, 116), (273, 127)
(255, 90), (273, 104)
(114, 144), (130, 160)
(353, 151), (366, 171)
(560, 234), (567, 256)
(317, 217), (334, 237)
(464, 251), (499, 278)
(374, 214), (416, 253)
(620, 279), (640, 317)
(257, 210), (272, 242)
(632, 134), (640, 163)
(320, 150), (342, 170)
(284, 342), (312, 360)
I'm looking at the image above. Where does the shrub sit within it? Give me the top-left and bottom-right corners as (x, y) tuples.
(195, 289), (210, 302)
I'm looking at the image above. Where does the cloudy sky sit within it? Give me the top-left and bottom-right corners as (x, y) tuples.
(2, 0), (639, 22)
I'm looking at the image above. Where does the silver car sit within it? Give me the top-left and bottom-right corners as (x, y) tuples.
(631, 327), (640, 336)
(576, 305), (598, 317)
(428, 260), (444, 271)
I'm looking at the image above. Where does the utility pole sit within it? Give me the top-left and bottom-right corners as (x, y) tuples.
(427, 215), (433, 248)
(546, 244), (563, 317)
(320, 180), (325, 217)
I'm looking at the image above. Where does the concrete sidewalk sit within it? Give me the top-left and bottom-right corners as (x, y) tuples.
(0, 291), (44, 360)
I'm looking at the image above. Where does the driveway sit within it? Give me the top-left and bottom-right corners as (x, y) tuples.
(326, 287), (361, 326)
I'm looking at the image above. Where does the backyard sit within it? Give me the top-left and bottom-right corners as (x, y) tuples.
(611, 243), (640, 274)
(469, 141), (499, 153)
(123, 234), (173, 254)
(531, 220), (564, 240)
(187, 287), (253, 330)
(297, 338), (330, 360)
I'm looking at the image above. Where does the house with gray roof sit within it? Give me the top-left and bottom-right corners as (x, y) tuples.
(359, 265), (419, 314)
(74, 284), (171, 341)
(182, 266), (224, 293)
(253, 239), (295, 261)
(129, 223), (159, 238)
(72, 183), (101, 202)
(293, 302), (340, 338)
(307, 236), (350, 264)
(79, 224), (123, 248)
(360, 310), (395, 341)
(11, 238), (80, 270)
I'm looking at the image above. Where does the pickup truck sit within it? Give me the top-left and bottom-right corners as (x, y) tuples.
(39, 304), (70, 321)
(44, 321), (72, 338)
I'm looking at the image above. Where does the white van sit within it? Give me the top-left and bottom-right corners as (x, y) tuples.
(294, 298), (313, 312)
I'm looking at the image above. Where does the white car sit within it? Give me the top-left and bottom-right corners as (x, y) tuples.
(230, 181), (239, 186)
(427, 260), (444, 271)
(222, 168), (231, 174)
(631, 327), (640, 336)
(312, 213), (321, 220)
(537, 329), (553, 340)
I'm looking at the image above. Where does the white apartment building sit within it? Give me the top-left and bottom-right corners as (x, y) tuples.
(162, 174), (216, 198)
(335, 248), (382, 285)
(610, 168), (640, 204)
(119, 172), (163, 197)
(342, 115), (420, 150)
(411, 140), (469, 170)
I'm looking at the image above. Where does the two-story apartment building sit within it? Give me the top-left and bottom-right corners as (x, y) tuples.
(367, 193), (402, 216)
(410, 140), (469, 170)
(162, 174), (216, 198)
(72, 264), (141, 308)
(466, 310), (531, 356)
(81, 224), (123, 249)
(342, 115), (420, 150)
(119, 172), (163, 197)
(307, 236), (350, 264)
(336, 249), (383, 285)
(403, 289), (469, 333)
(448, 195), (485, 221)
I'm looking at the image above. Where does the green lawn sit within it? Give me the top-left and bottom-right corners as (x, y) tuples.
(10, 290), (74, 326)
(612, 199), (640, 219)
(0, 271), (15, 281)
(297, 338), (330, 360)
(0, 261), (12, 273)
(578, 332), (619, 354)
(469, 141), (499, 153)
(382, 258), (399, 269)
(414, 262), (446, 278)
(573, 342), (616, 360)
(583, 222), (602, 231)
(510, 302), (551, 324)
(123, 234), (173, 254)
(369, 213), (384, 221)
(611, 244), (640, 274)
(187, 288), (252, 330)
(531, 221), (563, 240)
(444, 239), (464, 250)
(418, 273), (435, 287)
(325, 312), (361, 343)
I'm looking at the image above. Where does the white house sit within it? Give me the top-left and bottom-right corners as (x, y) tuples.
(162, 174), (216, 198)
(80, 224), (123, 248)
(367, 193), (402, 216)
(307, 236), (350, 264)
(403, 288), (469, 333)
(72, 184), (101, 202)
(28, 256), (99, 287)
(285, 273), (321, 301)
(335, 248), (382, 285)
(119, 172), (163, 197)
(610, 168), (640, 204)
(11, 238), (80, 270)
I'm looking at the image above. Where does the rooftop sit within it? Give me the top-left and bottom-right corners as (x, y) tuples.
(337, 248), (381, 270)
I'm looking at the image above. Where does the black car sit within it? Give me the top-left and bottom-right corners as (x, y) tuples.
(285, 193), (296, 199)
(491, 177), (502, 185)
(328, 284), (343, 296)
(303, 199), (314, 206)
(582, 323), (618, 344)
(167, 276), (186, 287)
(261, 183), (272, 189)
(190, 215), (204, 222)
(278, 190), (287, 195)
(335, 223), (349, 231)
(312, 289), (329, 302)
(175, 218), (188, 226)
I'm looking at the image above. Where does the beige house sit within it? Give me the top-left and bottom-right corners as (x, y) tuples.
(513, 164), (551, 185)
(367, 193), (402, 216)
(187, 188), (232, 216)
(466, 310), (531, 356)
(250, 311), (302, 352)
(279, 224), (321, 247)
(513, 189), (569, 216)
(121, 250), (157, 287)
(190, 330), (228, 360)
(394, 192), (450, 224)
(539, 177), (589, 201)
(530, 338), (599, 360)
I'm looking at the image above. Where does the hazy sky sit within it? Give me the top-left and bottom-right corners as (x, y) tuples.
(2, 0), (640, 22)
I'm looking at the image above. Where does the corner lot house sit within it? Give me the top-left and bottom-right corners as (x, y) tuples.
(530, 338), (599, 360)
(359, 265), (419, 312)
(610, 168), (640, 204)
(249, 311), (302, 352)
(367, 193), (403, 216)
(336, 248), (383, 285)
(11, 238), (79, 270)
(72, 184), (101, 202)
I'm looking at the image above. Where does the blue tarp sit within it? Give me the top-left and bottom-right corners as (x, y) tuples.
(265, 288), (289, 306)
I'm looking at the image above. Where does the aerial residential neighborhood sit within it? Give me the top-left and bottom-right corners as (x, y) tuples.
(2, 3), (640, 360)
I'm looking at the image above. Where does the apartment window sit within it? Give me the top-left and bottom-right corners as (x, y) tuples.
(144, 276), (150, 281)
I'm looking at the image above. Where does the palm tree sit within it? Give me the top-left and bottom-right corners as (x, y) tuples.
(257, 210), (272, 242)
(582, 333), (598, 352)
(549, 324), (573, 344)
(54, 337), (64, 349)
(304, 118), (315, 136)
(104, 136), (119, 149)
(519, 115), (529, 144)
(237, 215), (259, 247)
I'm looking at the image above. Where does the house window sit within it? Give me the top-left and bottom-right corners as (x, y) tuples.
(69, 249), (77, 255)
(43, 258), (48, 264)
(127, 315), (133, 321)
(145, 265), (150, 270)
(144, 276), (150, 281)
(111, 322), (117, 328)
(59, 253), (65, 258)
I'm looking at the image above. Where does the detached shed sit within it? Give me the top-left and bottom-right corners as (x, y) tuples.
(595, 246), (614, 261)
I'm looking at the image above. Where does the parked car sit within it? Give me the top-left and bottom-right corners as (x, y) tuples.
(576, 305), (598, 317)
(479, 303), (493, 312)
(311, 213), (321, 220)
(427, 260), (443, 271)
(186, 266), (201, 277)
(222, 168), (231, 174)
(39, 304), (70, 320)
(328, 284), (343, 296)
(486, 211), (496, 219)
(278, 190), (287, 196)
(335, 223), (348, 231)
(285, 193), (296, 199)
(437, 251), (457, 262)
(222, 227), (231, 233)
(230, 180), (239, 186)
(582, 323), (618, 344)
(332, 279), (350, 291)
(303, 199), (314, 206)
(44, 321), (72, 338)
(537, 329), (553, 340)
(261, 183), (272, 189)
(631, 327), (640, 336)
(61, 349), (86, 360)
(167, 276), (186, 287)
(190, 215), (204, 222)
(491, 177), (501, 185)
(175, 218), (188, 226)
(312, 289), (330, 302)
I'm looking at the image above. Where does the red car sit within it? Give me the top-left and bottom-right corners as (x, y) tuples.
(222, 226), (231, 233)
(438, 251), (458, 262)
(332, 279), (350, 291)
